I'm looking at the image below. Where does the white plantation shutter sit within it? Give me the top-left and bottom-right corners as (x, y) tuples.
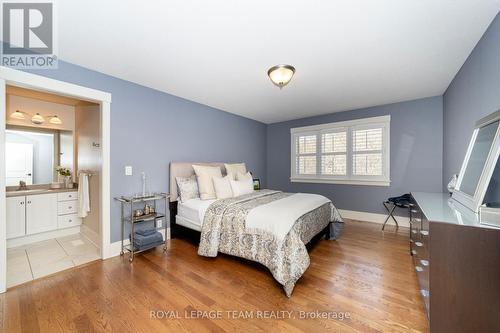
(352, 128), (383, 176)
(321, 131), (347, 175)
(295, 134), (317, 175)
(291, 116), (390, 186)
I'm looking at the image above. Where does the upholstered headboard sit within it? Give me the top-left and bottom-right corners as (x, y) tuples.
(169, 162), (227, 202)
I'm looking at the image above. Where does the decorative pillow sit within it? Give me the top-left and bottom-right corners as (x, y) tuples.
(176, 175), (199, 202)
(192, 165), (223, 200)
(212, 176), (233, 199)
(224, 163), (247, 180)
(229, 178), (254, 197)
(236, 171), (252, 182)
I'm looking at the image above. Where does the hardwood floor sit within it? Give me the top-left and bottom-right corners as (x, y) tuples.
(0, 220), (428, 332)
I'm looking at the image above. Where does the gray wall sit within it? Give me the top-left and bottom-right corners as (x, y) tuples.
(443, 13), (500, 188)
(266, 96), (443, 215)
(26, 61), (267, 242)
(76, 105), (101, 235)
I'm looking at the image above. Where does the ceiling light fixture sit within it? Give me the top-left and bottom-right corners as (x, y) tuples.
(31, 113), (45, 125)
(49, 115), (62, 125)
(10, 110), (26, 120)
(267, 64), (295, 89)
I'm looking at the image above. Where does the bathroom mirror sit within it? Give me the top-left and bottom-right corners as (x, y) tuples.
(5, 126), (74, 186)
(453, 110), (500, 212)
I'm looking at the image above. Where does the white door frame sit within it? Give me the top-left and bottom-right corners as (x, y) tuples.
(0, 66), (112, 293)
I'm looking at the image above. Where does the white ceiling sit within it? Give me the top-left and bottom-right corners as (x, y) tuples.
(58, 1), (500, 124)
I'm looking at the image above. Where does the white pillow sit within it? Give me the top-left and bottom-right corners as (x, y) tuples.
(176, 175), (199, 202)
(212, 176), (233, 199)
(192, 165), (223, 200)
(236, 171), (252, 182)
(225, 163), (247, 180)
(230, 178), (254, 197)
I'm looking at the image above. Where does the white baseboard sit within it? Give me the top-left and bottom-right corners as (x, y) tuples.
(338, 209), (410, 228)
(107, 228), (168, 258)
(81, 224), (100, 249)
(7, 226), (81, 248)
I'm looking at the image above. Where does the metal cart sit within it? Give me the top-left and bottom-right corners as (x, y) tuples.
(114, 193), (169, 262)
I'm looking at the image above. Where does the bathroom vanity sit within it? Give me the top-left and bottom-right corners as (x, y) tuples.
(6, 188), (81, 244)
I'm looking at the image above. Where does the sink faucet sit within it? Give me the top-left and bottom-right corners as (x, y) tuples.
(18, 181), (28, 191)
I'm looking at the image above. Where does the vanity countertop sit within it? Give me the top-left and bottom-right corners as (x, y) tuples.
(6, 187), (78, 197)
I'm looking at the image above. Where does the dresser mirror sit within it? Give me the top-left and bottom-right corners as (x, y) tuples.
(452, 110), (500, 213)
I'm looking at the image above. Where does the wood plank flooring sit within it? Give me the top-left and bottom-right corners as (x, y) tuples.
(0, 220), (429, 332)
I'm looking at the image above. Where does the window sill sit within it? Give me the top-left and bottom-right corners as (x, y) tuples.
(290, 177), (391, 187)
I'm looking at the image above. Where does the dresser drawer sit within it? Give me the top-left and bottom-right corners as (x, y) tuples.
(58, 200), (78, 215)
(58, 214), (82, 229)
(57, 191), (78, 202)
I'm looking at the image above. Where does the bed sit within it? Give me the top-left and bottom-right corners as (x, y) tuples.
(169, 162), (343, 296)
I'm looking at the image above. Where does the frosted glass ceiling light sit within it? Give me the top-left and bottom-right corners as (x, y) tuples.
(268, 64), (295, 89)
(31, 113), (45, 125)
(10, 110), (25, 120)
(49, 115), (62, 124)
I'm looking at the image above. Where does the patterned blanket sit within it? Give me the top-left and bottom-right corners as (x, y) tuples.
(198, 190), (343, 297)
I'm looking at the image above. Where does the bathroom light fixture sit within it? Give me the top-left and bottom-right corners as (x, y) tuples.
(10, 110), (25, 120)
(267, 64), (295, 88)
(49, 115), (62, 125)
(31, 113), (45, 125)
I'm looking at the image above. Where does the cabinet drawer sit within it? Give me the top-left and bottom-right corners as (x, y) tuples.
(58, 214), (82, 229)
(58, 200), (78, 215)
(57, 191), (78, 202)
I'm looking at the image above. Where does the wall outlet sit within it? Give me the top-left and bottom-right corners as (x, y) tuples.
(157, 219), (163, 228)
(125, 166), (133, 176)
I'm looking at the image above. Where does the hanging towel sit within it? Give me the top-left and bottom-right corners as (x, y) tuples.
(78, 173), (90, 218)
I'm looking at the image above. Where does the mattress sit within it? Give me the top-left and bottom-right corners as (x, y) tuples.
(176, 198), (215, 229)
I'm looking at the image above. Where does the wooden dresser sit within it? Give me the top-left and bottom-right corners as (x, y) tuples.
(410, 192), (500, 333)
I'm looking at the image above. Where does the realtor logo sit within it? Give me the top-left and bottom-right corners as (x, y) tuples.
(1, 1), (57, 68)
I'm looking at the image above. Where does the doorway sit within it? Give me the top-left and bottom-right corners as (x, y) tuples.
(5, 141), (34, 186)
(0, 67), (112, 293)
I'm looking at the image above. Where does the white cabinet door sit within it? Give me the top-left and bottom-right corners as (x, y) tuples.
(26, 193), (58, 235)
(6, 196), (26, 239)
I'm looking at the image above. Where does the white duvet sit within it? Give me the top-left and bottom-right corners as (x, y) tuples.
(245, 193), (331, 241)
(182, 192), (331, 240)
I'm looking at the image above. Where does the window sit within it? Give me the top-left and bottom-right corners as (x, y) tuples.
(291, 115), (390, 186)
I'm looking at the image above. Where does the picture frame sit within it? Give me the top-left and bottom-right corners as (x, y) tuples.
(253, 178), (261, 190)
(452, 109), (500, 213)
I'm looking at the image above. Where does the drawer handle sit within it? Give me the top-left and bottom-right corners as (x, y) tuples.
(409, 203), (415, 207)
(410, 209), (418, 213)
(415, 242), (423, 247)
(411, 229), (417, 234)
(420, 259), (429, 266)
(68, 219), (72, 222)
(420, 230), (429, 236)
(415, 266), (423, 272)
(68, 206), (72, 209)
(420, 289), (429, 297)
(411, 250), (417, 255)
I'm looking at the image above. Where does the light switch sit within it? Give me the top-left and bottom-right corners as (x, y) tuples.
(125, 166), (133, 176)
